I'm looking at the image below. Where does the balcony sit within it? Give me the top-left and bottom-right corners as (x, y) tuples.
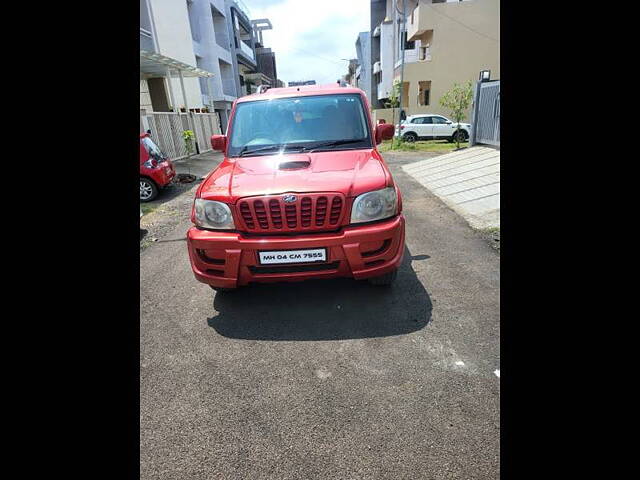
(234, 0), (251, 19)
(407, 4), (425, 42)
(237, 40), (255, 63)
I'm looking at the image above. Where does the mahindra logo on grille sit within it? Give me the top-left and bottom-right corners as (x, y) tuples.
(283, 195), (297, 203)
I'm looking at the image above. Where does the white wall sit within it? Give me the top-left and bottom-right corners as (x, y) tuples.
(378, 20), (395, 100)
(149, 0), (203, 109)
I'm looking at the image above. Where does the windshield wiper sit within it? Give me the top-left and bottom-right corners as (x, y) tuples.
(238, 144), (306, 157)
(304, 139), (366, 153)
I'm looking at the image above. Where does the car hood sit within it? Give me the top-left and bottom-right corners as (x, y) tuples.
(198, 149), (389, 202)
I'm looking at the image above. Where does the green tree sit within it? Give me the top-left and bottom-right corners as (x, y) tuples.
(384, 80), (401, 109)
(183, 130), (195, 156)
(384, 80), (402, 149)
(439, 81), (473, 149)
(182, 129), (196, 176)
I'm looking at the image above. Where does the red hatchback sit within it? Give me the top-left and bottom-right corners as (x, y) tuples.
(140, 133), (176, 202)
(187, 85), (400, 291)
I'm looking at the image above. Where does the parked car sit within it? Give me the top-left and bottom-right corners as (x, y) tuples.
(396, 114), (471, 143)
(186, 84), (402, 292)
(140, 133), (176, 202)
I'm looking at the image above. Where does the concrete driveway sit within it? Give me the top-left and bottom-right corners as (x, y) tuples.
(140, 150), (500, 479)
(402, 146), (500, 229)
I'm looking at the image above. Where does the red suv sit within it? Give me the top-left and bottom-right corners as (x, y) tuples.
(187, 85), (400, 291)
(140, 133), (176, 202)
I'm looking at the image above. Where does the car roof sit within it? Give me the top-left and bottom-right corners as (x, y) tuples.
(236, 84), (366, 103)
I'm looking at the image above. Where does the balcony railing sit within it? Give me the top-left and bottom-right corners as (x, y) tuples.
(234, 0), (251, 19)
(238, 41), (255, 61)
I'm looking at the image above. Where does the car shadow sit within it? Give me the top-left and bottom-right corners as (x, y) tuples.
(206, 247), (432, 341)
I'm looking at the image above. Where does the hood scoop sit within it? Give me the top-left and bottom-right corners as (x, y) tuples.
(278, 160), (311, 170)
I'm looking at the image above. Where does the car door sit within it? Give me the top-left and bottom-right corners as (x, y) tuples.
(413, 116), (433, 139)
(431, 116), (453, 139)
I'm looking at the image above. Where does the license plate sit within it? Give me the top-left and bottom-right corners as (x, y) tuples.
(258, 248), (327, 265)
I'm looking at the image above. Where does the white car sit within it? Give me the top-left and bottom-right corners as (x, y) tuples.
(396, 114), (471, 143)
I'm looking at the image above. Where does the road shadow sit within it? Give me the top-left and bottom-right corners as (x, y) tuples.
(143, 180), (200, 208)
(207, 247), (432, 341)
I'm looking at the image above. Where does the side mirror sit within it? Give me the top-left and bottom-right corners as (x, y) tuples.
(375, 123), (395, 144)
(211, 134), (227, 152)
(445, 121), (452, 125)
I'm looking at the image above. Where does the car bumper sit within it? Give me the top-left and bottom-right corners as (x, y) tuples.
(187, 215), (405, 288)
(151, 163), (176, 187)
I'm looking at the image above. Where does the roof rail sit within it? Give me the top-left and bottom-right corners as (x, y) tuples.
(256, 85), (270, 94)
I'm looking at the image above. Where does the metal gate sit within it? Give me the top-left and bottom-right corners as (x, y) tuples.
(470, 80), (500, 147)
(144, 112), (221, 161)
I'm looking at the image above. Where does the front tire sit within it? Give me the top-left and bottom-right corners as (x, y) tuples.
(403, 132), (417, 143)
(368, 269), (398, 286)
(452, 130), (468, 143)
(140, 178), (158, 202)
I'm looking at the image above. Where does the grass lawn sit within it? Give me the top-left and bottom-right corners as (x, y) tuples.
(379, 138), (470, 153)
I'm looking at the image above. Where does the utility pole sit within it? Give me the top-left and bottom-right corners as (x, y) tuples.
(395, 0), (407, 139)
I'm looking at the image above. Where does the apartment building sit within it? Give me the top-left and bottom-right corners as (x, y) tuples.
(140, 0), (278, 130)
(397, 0), (499, 120)
(369, 0), (395, 109)
(252, 19), (279, 88)
(355, 32), (372, 102)
(342, 59), (359, 87)
(224, 0), (259, 99)
(141, 0), (206, 114)
(363, 0), (499, 121)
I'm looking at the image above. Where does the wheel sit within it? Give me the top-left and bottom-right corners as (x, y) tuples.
(209, 285), (235, 293)
(403, 132), (417, 143)
(452, 130), (468, 143)
(368, 268), (398, 286)
(140, 178), (158, 202)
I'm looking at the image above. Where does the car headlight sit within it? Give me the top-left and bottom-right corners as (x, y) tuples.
(350, 187), (398, 224)
(194, 199), (235, 230)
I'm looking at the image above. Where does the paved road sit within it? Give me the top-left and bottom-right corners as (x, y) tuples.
(140, 150), (500, 479)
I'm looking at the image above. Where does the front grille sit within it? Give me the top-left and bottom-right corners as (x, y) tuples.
(237, 193), (346, 233)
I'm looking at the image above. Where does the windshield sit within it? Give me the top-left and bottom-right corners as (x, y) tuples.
(141, 136), (165, 161)
(227, 94), (372, 157)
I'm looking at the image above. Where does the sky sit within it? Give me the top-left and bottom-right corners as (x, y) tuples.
(244, 0), (370, 86)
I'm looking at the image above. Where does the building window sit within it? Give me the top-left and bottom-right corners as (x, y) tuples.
(418, 81), (431, 106)
(419, 44), (431, 61)
(402, 31), (415, 50)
